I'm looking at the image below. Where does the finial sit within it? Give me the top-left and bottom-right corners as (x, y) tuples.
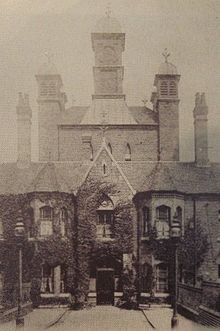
(162, 48), (170, 63)
(105, 2), (112, 18)
(99, 126), (109, 139)
(44, 51), (54, 64)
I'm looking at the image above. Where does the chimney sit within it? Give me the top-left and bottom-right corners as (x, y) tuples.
(16, 93), (32, 167)
(193, 92), (209, 166)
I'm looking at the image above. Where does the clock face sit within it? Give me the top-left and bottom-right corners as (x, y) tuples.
(97, 46), (118, 64)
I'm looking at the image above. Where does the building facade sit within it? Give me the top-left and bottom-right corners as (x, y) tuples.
(0, 14), (219, 316)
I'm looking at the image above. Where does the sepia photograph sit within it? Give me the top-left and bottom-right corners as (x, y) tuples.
(0, 0), (219, 330)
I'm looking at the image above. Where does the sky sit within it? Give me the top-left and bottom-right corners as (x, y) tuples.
(0, 0), (219, 162)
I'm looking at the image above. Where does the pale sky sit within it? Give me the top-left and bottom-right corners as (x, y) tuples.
(0, 0), (219, 162)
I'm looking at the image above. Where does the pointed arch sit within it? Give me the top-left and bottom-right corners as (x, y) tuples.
(125, 143), (131, 161)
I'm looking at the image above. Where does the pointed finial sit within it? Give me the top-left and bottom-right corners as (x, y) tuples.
(105, 2), (112, 18)
(44, 51), (54, 64)
(162, 48), (170, 63)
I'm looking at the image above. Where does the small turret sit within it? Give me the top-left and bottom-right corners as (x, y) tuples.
(16, 93), (32, 167)
(193, 92), (209, 166)
(151, 49), (181, 161)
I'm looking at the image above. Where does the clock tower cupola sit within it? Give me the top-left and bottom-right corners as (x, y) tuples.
(91, 10), (125, 97)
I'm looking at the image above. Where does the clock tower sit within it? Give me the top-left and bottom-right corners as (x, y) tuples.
(91, 15), (125, 97)
(81, 13), (136, 125)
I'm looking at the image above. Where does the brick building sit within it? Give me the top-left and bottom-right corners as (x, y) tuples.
(0, 14), (219, 317)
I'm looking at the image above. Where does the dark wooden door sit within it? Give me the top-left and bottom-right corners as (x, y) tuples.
(96, 268), (114, 305)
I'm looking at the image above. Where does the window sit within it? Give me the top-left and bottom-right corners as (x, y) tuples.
(160, 81), (168, 96)
(218, 210), (220, 222)
(169, 81), (177, 96)
(125, 143), (131, 161)
(156, 205), (171, 238)
(90, 144), (93, 161)
(40, 81), (57, 98)
(142, 207), (149, 236)
(59, 208), (67, 237)
(27, 208), (35, 238)
(97, 199), (114, 239)
(0, 218), (3, 239)
(41, 264), (54, 293)
(156, 263), (168, 293)
(141, 263), (152, 292)
(40, 206), (53, 236)
(102, 161), (107, 176)
(107, 143), (112, 154)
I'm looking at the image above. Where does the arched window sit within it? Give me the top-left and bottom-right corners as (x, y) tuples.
(39, 206), (53, 236)
(156, 263), (169, 293)
(156, 205), (171, 238)
(107, 143), (112, 154)
(142, 207), (149, 236)
(97, 198), (114, 239)
(169, 81), (177, 96)
(90, 143), (93, 161)
(59, 208), (68, 237)
(125, 143), (131, 161)
(160, 81), (168, 96)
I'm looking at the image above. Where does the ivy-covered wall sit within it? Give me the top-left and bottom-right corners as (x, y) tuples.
(75, 178), (136, 304)
(0, 192), (76, 308)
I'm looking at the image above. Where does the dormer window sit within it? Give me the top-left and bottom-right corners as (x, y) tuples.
(40, 206), (53, 236)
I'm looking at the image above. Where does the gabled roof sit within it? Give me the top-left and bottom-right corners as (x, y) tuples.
(0, 160), (219, 196)
(128, 106), (157, 125)
(119, 161), (220, 194)
(83, 138), (136, 195)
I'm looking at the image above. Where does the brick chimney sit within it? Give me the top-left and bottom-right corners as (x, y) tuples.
(193, 92), (209, 166)
(16, 93), (32, 167)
